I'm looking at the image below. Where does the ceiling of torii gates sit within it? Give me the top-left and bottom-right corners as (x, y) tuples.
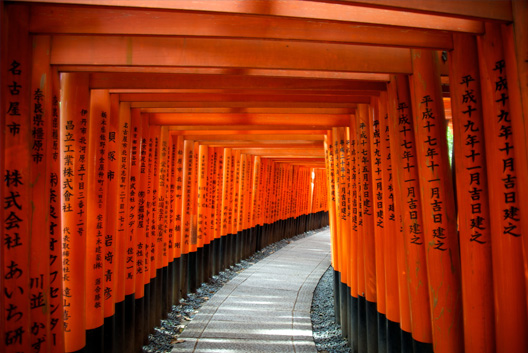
(9, 0), (513, 169)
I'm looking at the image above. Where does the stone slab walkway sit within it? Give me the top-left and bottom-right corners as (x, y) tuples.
(171, 228), (331, 353)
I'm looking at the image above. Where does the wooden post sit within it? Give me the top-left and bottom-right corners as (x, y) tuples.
(85, 90), (110, 352)
(357, 104), (378, 353)
(501, 14), (528, 318)
(410, 48), (463, 353)
(449, 33), (495, 353)
(378, 90), (401, 352)
(2, 5), (31, 352)
(60, 72), (90, 352)
(387, 74), (431, 351)
(477, 22), (528, 353)
(29, 34), (53, 353)
(369, 97), (387, 352)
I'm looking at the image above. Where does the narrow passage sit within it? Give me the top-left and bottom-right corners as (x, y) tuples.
(171, 228), (331, 353)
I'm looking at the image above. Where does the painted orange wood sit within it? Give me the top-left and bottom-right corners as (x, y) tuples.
(449, 33), (495, 353)
(116, 102), (131, 304)
(30, 4), (453, 49)
(139, 110), (151, 290)
(148, 125), (162, 276)
(357, 104), (377, 305)
(2, 7), (31, 352)
(22, 0), (485, 32)
(181, 140), (195, 255)
(378, 92), (400, 326)
(29, 34), (52, 353)
(478, 23), (528, 353)
(387, 74), (428, 339)
(86, 90), (110, 331)
(324, 131), (338, 272)
(48, 66), (65, 353)
(104, 94), (120, 317)
(172, 135), (185, 259)
(197, 144), (209, 249)
(130, 109), (144, 298)
(157, 127), (170, 267)
(369, 98), (386, 316)
(50, 35), (412, 74)
(60, 72), (90, 352)
(410, 49), (463, 353)
(348, 118), (359, 300)
(501, 20), (528, 317)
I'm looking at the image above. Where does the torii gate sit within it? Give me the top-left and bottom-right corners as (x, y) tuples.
(1, 1), (527, 353)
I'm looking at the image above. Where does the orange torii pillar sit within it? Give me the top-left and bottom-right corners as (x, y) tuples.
(146, 124), (161, 334)
(478, 23), (528, 353)
(369, 98), (387, 352)
(156, 127), (171, 318)
(197, 143), (209, 285)
(114, 101), (132, 350)
(220, 147), (232, 270)
(59, 73), (90, 353)
(213, 147), (224, 275)
(181, 139), (195, 295)
(85, 90), (110, 353)
(130, 109), (147, 352)
(331, 127), (346, 338)
(387, 74), (430, 353)
(356, 104), (378, 353)
(2, 9), (64, 351)
(172, 135), (185, 298)
(448, 33), (495, 353)
(377, 91), (401, 353)
(138, 115), (153, 340)
(347, 118), (360, 352)
(324, 131), (340, 324)
(507, 2), (528, 303)
(410, 49), (463, 353)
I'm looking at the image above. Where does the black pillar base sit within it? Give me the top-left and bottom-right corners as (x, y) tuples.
(377, 312), (387, 353)
(333, 269), (341, 324)
(413, 338), (434, 353)
(339, 278), (349, 340)
(348, 295), (359, 353)
(366, 299), (378, 353)
(124, 293), (135, 353)
(85, 325), (104, 353)
(103, 314), (116, 353)
(387, 319), (402, 353)
(358, 296), (367, 353)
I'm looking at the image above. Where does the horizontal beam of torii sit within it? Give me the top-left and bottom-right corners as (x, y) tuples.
(18, 0), (508, 27)
(29, 4), (454, 49)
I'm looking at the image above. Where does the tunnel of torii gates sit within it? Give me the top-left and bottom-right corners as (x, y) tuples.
(1, 1), (528, 353)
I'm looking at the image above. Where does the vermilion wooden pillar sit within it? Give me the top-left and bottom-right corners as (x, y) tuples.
(508, 3), (528, 306)
(172, 135), (185, 297)
(30, 34), (53, 353)
(410, 49), (463, 353)
(115, 102), (131, 349)
(2, 5), (31, 352)
(49, 60), (65, 353)
(130, 108), (145, 351)
(324, 131), (340, 322)
(103, 94), (119, 352)
(448, 33), (495, 353)
(387, 74), (431, 351)
(348, 116), (359, 353)
(60, 72), (90, 353)
(357, 104), (377, 353)
(85, 90), (110, 352)
(478, 23), (528, 353)
(369, 97), (387, 352)
(378, 90), (401, 353)
(501, 13), (528, 316)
